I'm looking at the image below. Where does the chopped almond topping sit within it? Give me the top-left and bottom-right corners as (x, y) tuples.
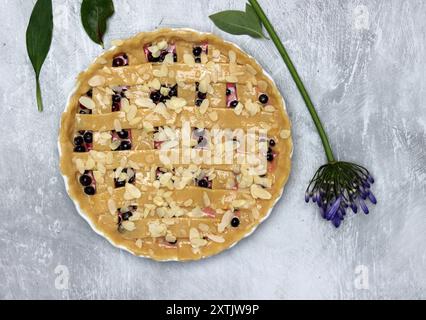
(183, 53), (195, 66)
(250, 184), (272, 200)
(199, 99), (209, 114)
(206, 233), (225, 243)
(88, 75), (105, 87)
(228, 50), (237, 63)
(280, 129), (291, 139)
(79, 96), (95, 109)
(121, 221), (136, 231)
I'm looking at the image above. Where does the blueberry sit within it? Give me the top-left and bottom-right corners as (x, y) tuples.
(112, 94), (121, 103)
(159, 51), (168, 62)
(83, 132), (93, 144)
(79, 174), (92, 187)
(193, 46), (202, 56)
(198, 179), (209, 188)
(160, 95), (168, 103)
(259, 94), (269, 104)
(150, 91), (161, 103)
(78, 130), (86, 135)
(230, 100), (239, 108)
(231, 217), (240, 227)
(226, 88), (231, 96)
(269, 139), (276, 147)
(112, 57), (124, 67)
(84, 186), (95, 195)
(121, 211), (133, 221)
(74, 145), (86, 153)
(74, 136), (84, 146)
(119, 141), (132, 150)
(148, 53), (160, 62)
(112, 102), (121, 112)
(195, 99), (203, 106)
(197, 91), (207, 100)
(173, 53), (177, 62)
(117, 130), (129, 139)
(195, 57), (201, 63)
(115, 179), (125, 188)
(168, 85), (178, 97)
(268, 147), (272, 154)
(267, 152), (274, 162)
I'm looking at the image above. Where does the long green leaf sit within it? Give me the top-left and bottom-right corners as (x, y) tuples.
(26, 0), (53, 112)
(81, 0), (115, 48)
(209, 10), (266, 39)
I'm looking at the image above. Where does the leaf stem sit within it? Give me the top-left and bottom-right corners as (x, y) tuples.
(36, 76), (43, 112)
(248, 0), (335, 163)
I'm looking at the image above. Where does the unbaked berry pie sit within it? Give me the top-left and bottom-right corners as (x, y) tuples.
(59, 29), (292, 261)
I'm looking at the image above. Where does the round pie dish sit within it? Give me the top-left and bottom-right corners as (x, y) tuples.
(59, 28), (292, 261)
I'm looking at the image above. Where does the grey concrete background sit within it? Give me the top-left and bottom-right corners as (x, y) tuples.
(0, 0), (425, 299)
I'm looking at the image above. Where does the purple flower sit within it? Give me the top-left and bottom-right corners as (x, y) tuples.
(305, 161), (377, 227)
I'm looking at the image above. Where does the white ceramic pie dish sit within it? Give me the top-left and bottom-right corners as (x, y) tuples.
(58, 28), (293, 261)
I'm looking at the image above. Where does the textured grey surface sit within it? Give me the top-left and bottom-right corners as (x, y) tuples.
(0, 0), (425, 300)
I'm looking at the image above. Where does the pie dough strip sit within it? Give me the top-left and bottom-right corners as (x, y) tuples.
(98, 212), (254, 240)
(90, 186), (252, 213)
(89, 63), (254, 88)
(74, 108), (280, 132)
(72, 149), (268, 172)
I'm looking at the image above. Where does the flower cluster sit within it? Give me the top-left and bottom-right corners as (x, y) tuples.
(305, 162), (377, 227)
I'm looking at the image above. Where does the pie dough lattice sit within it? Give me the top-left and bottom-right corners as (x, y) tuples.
(59, 29), (292, 261)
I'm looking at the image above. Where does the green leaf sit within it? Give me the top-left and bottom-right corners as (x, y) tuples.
(81, 0), (115, 48)
(26, 0), (53, 112)
(245, 3), (261, 27)
(209, 9), (266, 39)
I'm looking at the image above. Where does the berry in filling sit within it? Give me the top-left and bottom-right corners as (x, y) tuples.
(192, 43), (208, 63)
(231, 217), (240, 227)
(84, 186), (95, 195)
(79, 174), (92, 187)
(111, 87), (128, 112)
(73, 130), (93, 152)
(74, 136), (84, 146)
(230, 100), (239, 108)
(112, 53), (129, 67)
(196, 176), (212, 189)
(111, 130), (132, 151)
(80, 170), (96, 195)
(119, 141), (132, 150)
(195, 82), (207, 106)
(226, 83), (238, 107)
(192, 128), (208, 149)
(83, 131), (93, 144)
(193, 46), (202, 56)
(150, 84), (178, 104)
(144, 43), (177, 63)
(74, 145), (86, 152)
(114, 168), (136, 188)
(258, 93), (269, 104)
(78, 90), (93, 114)
(117, 206), (138, 231)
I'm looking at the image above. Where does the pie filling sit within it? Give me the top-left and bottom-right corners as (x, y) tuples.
(60, 29), (292, 260)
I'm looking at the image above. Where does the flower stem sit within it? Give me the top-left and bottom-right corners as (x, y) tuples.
(36, 76), (43, 112)
(249, 0), (335, 163)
